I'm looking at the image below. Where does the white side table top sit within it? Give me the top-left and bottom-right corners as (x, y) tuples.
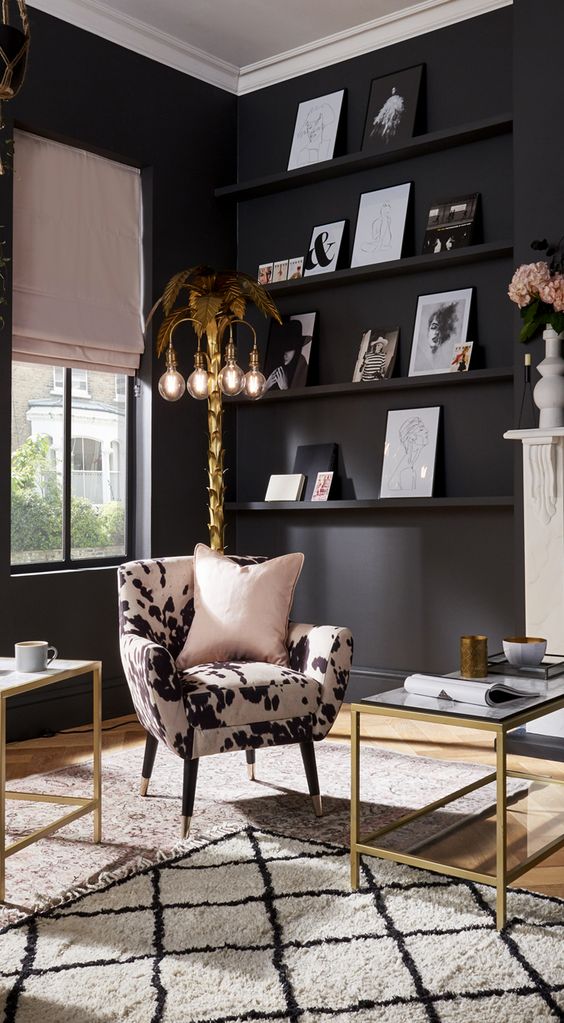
(0, 658), (100, 697)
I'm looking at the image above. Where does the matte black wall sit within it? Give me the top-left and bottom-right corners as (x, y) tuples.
(1, 9), (236, 737)
(232, 8), (516, 676)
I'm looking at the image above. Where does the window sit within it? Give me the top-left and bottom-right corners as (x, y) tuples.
(115, 375), (126, 401)
(52, 367), (89, 396)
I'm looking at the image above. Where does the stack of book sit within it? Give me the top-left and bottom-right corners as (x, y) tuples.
(404, 655), (564, 707)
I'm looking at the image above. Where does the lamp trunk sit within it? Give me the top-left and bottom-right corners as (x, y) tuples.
(206, 320), (225, 552)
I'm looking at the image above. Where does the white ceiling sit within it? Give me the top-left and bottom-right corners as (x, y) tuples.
(29, 0), (511, 94)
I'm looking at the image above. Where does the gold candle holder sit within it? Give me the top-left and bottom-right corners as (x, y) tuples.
(460, 635), (488, 679)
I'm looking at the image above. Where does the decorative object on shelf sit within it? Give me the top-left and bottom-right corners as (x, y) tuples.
(380, 405), (440, 498)
(422, 193), (479, 254)
(311, 471), (334, 502)
(149, 266), (280, 551)
(288, 256), (304, 280)
(408, 287), (473, 376)
(258, 262), (273, 285)
(460, 634), (488, 679)
(272, 259), (289, 283)
(350, 182), (411, 268)
(293, 442), (338, 501)
(287, 89), (345, 170)
(449, 341), (473, 372)
(361, 64), (424, 153)
(0, 0), (30, 174)
(264, 312), (316, 391)
(264, 474), (306, 501)
(517, 352), (537, 429)
(353, 327), (399, 382)
(502, 636), (547, 669)
(304, 220), (347, 276)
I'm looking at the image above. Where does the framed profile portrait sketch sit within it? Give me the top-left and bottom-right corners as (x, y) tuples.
(287, 90), (345, 170)
(264, 312), (316, 391)
(380, 406), (440, 499)
(408, 288), (473, 377)
(304, 220), (346, 276)
(351, 183), (411, 267)
(353, 327), (399, 382)
(362, 65), (424, 153)
(422, 194), (479, 254)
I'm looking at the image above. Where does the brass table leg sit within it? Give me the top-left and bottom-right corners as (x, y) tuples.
(93, 665), (102, 843)
(0, 696), (5, 902)
(350, 705), (360, 889)
(496, 727), (507, 929)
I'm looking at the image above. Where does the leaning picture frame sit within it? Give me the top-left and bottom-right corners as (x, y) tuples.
(351, 182), (411, 268)
(361, 64), (424, 154)
(287, 90), (345, 170)
(380, 405), (440, 499)
(304, 220), (347, 276)
(408, 287), (473, 377)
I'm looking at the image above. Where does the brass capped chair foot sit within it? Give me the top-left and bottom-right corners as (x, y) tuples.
(140, 777), (150, 797)
(312, 794), (323, 817)
(247, 763), (256, 781)
(181, 815), (191, 839)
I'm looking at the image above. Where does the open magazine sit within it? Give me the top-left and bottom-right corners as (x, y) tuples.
(403, 673), (559, 708)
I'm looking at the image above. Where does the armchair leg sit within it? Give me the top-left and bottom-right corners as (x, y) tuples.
(140, 733), (159, 796)
(181, 757), (199, 839)
(246, 749), (256, 781)
(300, 740), (322, 817)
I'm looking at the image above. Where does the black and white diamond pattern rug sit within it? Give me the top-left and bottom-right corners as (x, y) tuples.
(1, 827), (564, 1022)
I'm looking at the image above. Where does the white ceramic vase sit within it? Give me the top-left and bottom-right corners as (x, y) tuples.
(533, 325), (564, 428)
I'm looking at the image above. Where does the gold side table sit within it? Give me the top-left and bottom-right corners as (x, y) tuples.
(0, 658), (102, 902)
(350, 683), (564, 929)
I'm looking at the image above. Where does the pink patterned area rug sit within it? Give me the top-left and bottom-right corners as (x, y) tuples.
(1, 739), (517, 924)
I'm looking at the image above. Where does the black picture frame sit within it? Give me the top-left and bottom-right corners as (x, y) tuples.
(422, 193), (480, 255)
(264, 313), (317, 391)
(361, 64), (424, 154)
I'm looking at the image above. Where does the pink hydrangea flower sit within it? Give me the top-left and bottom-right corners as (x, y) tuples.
(539, 273), (564, 313)
(508, 261), (551, 307)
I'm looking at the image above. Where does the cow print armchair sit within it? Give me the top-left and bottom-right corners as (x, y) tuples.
(118, 555), (353, 838)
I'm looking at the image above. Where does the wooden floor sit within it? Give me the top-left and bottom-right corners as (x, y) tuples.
(6, 707), (564, 899)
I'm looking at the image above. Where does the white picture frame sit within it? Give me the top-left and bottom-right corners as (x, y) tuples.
(408, 288), (473, 376)
(380, 406), (440, 499)
(351, 182), (411, 268)
(287, 90), (345, 170)
(304, 220), (346, 276)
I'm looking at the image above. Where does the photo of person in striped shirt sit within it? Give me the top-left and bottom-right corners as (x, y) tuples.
(353, 328), (399, 383)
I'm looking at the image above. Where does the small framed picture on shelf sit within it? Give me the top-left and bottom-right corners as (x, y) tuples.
(288, 256), (304, 279)
(272, 259), (289, 283)
(353, 327), (399, 382)
(304, 220), (347, 276)
(350, 182), (411, 267)
(311, 471), (334, 502)
(361, 65), (424, 154)
(287, 90), (345, 170)
(258, 262), (273, 285)
(380, 406), (440, 499)
(422, 194), (479, 254)
(408, 287), (473, 377)
(264, 312), (316, 391)
(450, 342), (474, 372)
(265, 474), (306, 502)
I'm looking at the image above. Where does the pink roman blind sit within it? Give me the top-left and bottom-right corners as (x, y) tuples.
(12, 130), (144, 375)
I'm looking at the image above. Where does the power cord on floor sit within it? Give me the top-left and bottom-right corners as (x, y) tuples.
(39, 717), (139, 738)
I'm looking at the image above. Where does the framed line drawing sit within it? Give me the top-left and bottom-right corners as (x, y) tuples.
(380, 406), (440, 499)
(304, 220), (347, 276)
(351, 182), (411, 267)
(408, 287), (473, 376)
(362, 65), (424, 153)
(287, 90), (345, 170)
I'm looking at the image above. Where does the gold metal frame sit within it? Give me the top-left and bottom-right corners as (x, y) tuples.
(350, 693), (564, 929)
(0, 660), (102, 902)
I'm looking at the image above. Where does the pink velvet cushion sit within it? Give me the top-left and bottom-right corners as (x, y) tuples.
(176, 544), (304, 671)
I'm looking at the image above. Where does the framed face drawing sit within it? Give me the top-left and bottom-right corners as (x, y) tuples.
(353, 328), (399, 382)
(408, 288), (473, 377)
(362, 65), (424, 153)
(351, 183), (411, 267)
(264, 312), (316, 391)
(287, 90), (345, 170)
(380, 406), (440, 499)
(304, 220), (346, 276)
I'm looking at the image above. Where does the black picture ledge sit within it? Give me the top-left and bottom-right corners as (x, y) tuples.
(226, 497), (514, 512)
(215, 114), (513, 201)
(231, 367), (513, 407)
(254, 241), (512, 296)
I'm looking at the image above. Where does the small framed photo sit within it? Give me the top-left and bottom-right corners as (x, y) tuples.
(351, 183), (411, 267)
(258, 262), (273, 285)
(422, 194), (479, 254)
(273, 259), (289, 283)
(311, 471), (334, 502)
(362, 65), (424, 153)
(380, 406), (440, 499)
(408, 287), (473, 377)
(287, 90), (345, 170)
(264, 312), (316, 391)
(288, 256), (304, 280)
(353, 328), (399, 382)
(450, 342), (473, 372)
(304, 220), (347, 276)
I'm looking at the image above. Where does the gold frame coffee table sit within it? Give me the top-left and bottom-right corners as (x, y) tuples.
(350, 682), (564, 929)
(0, 657), (102, 902)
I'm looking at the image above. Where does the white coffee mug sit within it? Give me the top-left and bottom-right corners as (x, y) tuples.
(15, 641), (58, 673)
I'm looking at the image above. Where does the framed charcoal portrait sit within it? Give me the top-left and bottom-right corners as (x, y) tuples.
(361, 65), (424, 154)
(353, 327), (399, 382)
(264, 312), (316, 391)
(408, 287), (473, 377)
(422, 194), (480, 255)
(351, 182), (411, 268)
(287, 90), (345, 170)
(380, 405), (440, 499)
(304, 220), (347, 276)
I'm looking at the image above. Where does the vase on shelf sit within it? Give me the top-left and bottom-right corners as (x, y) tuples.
(533, 325), (564, 429)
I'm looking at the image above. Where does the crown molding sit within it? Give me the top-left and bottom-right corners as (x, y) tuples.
(29, 0), (511, 97)
(28, 0), (240, 93)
